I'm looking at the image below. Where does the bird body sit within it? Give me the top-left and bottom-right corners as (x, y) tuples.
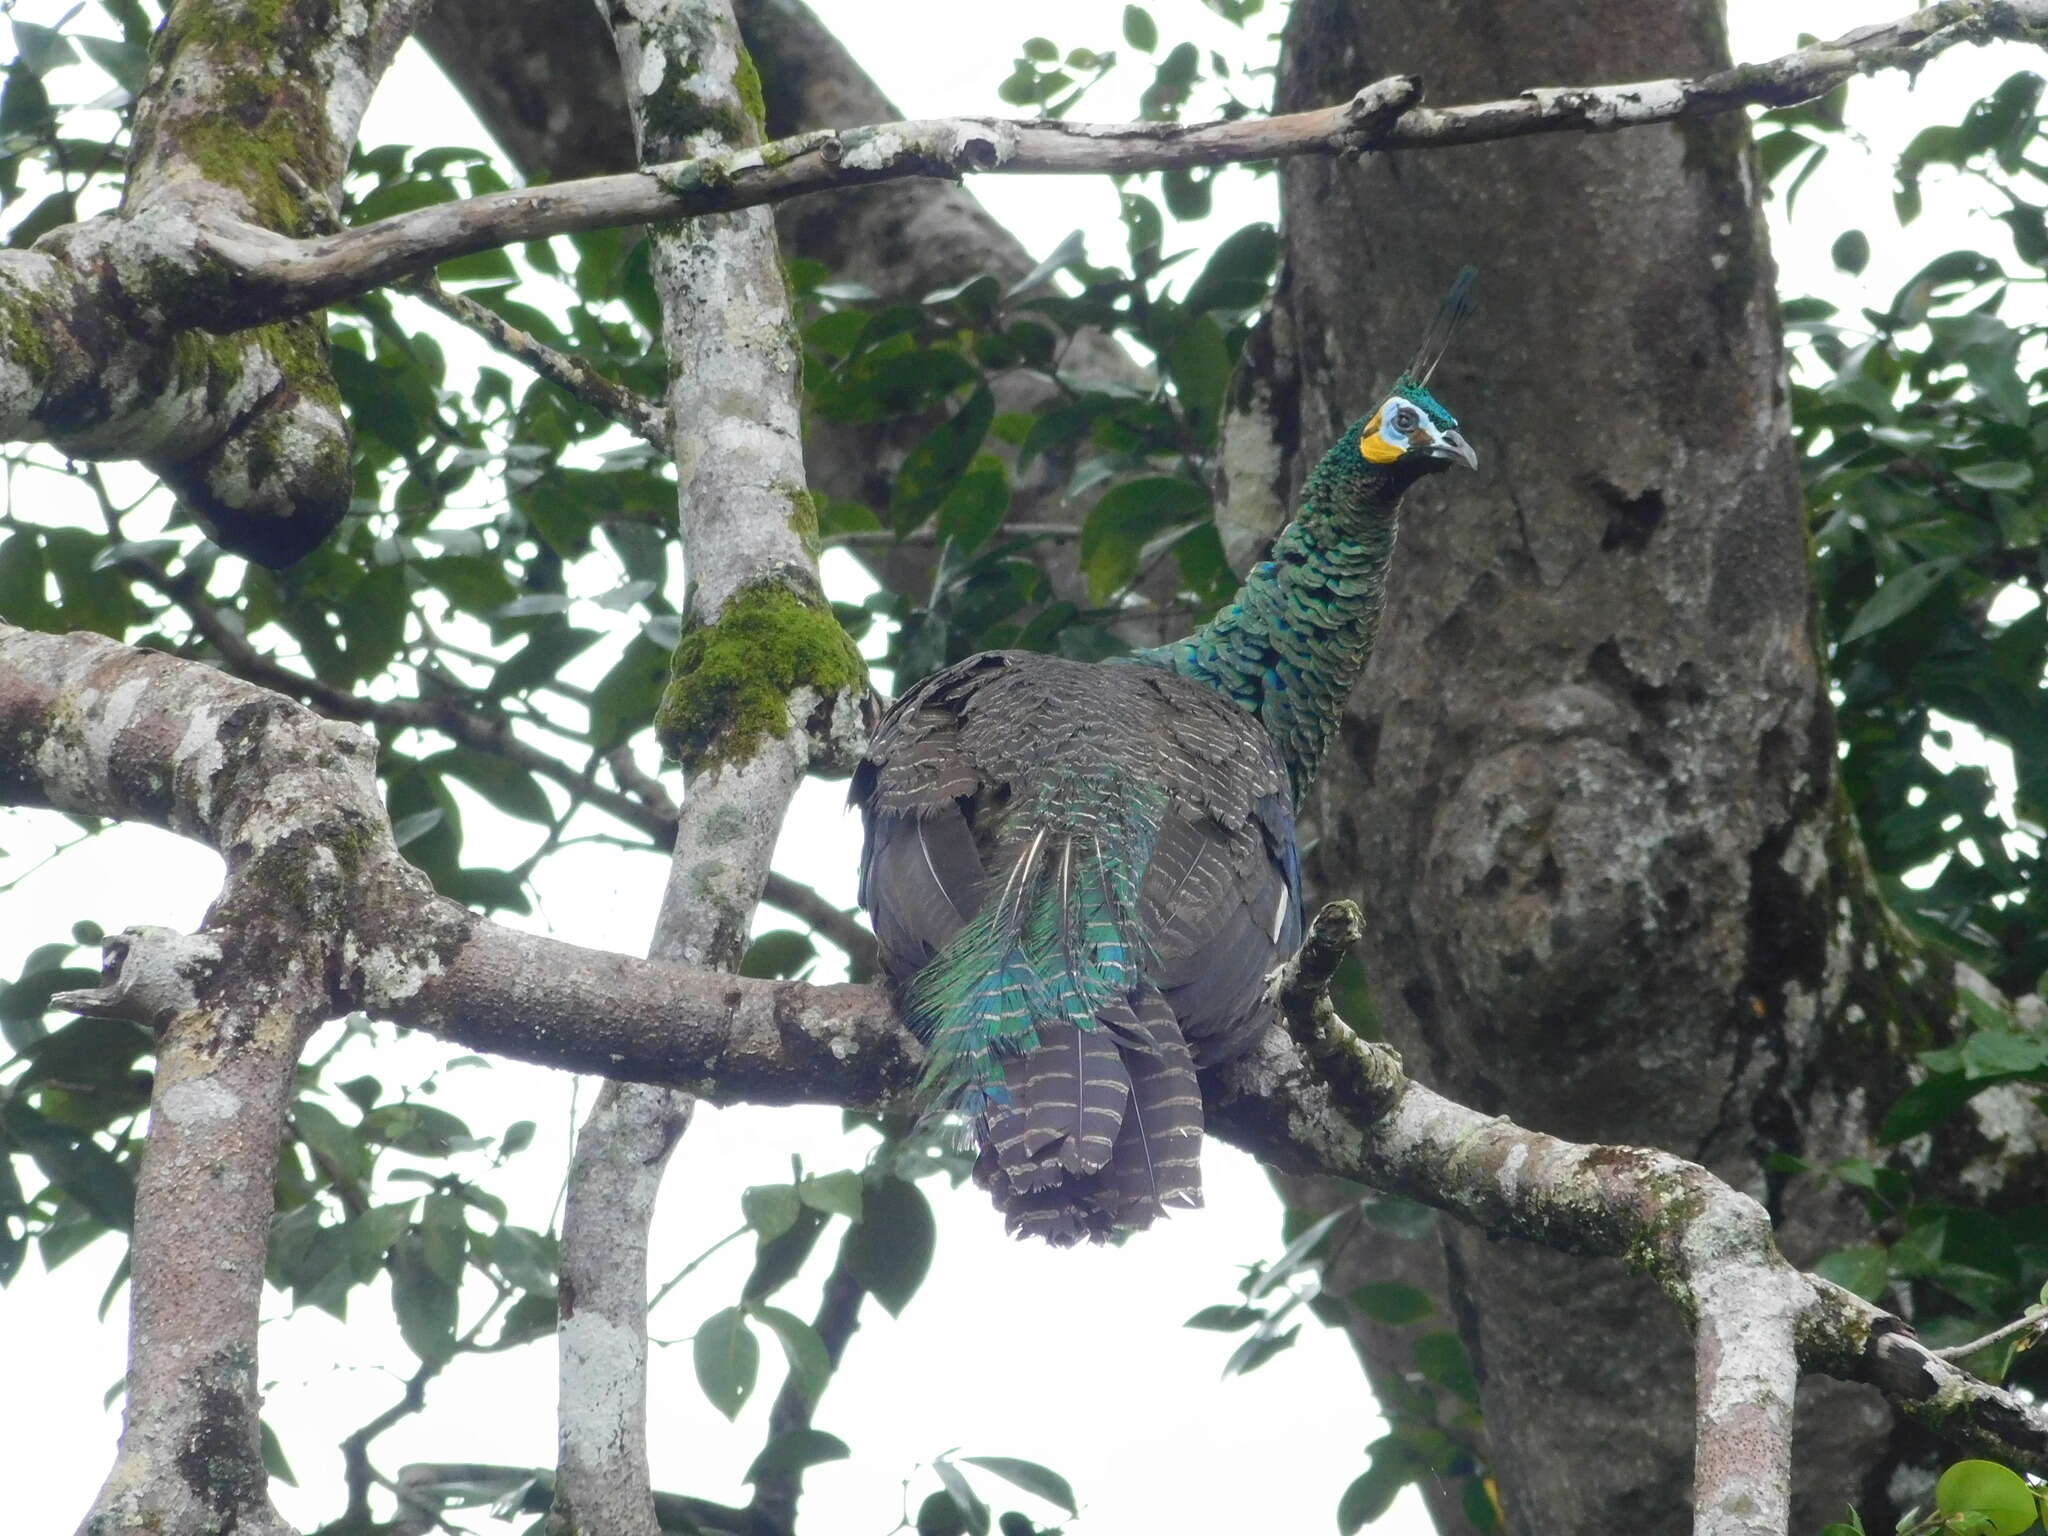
(853, 273), (1478, 1242)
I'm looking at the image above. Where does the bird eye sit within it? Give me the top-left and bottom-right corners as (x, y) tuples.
(1393, 407), (1419, 434)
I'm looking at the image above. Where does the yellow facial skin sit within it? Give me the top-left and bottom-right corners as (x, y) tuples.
(1359, 412), (1405, 464)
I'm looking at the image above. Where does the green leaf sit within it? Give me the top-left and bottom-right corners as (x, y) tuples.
(693, 1306), (759, 1419)
(893, 386), (995, 531)
(11, 20), (77, 75)
(1079, 476), (1210, 602)
(743, 1182), (803, 1242)
(1221, 1321), (1298, 1375)
(845, 1175), (935, 1316)
(1814, 1245), (1890, 1301)
(1413, 1330), (1480, 1401)
(740, 930), (818, 981)
(421, 748), (555, 826)
(1837, 558), (1957, 645)
(1879, 1072), (1982, 1143)
(1122, 5), (1157, 50)
(390, 1224), (461, 1366)
(1184, 1303), (1260, 1331)
(1248, 1204), (1348, 1299)
(362, 1102), (483, 1157)
(1830, 229), (1870, 275)
(743, 1205), (827, 1302)
(934, 1457), (992, 1536)
(744, 1428), (850, 1485)
(1337, 1461), (1410, 1533)
(751, 1303), (831, 1404)
(1182, 222), (1280, 313)
(1955, 460), (2033, 491)
(259, 1417), (298, 1487)
(1934, 1461), (2037, 1536)
(0, 1153), (27, 1283)
(346, 1202), (418, 1276)
(586, 635), (669, 752)
(487, 1225), (557, 1295)
(1348, 1281), (1435, 1326)
(961, 1457), (1078, 1517)
(1022, 36), (1058, 62)
(1004, 228), (1088, 300)
(3, 1101), (135, 1233)
(937, 463), (1012, 554)
(1960, 1028), (2048, 1079)
(798, 1170), (863, 1222)
(1164, 312), (1231, 443)
(918, 1489), (970, 1536)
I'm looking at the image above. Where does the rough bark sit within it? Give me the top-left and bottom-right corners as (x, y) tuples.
(1262, 0), (1977, 1529)
(2, 0), (427, 565)
(415, 0), (634, 181)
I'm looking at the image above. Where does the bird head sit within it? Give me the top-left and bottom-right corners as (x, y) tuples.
(1354, 378), (1476, 476)
(1313, 267), (1480, 513)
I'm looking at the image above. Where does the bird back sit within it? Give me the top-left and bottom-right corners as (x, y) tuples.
(853, 651), (1302, 1243)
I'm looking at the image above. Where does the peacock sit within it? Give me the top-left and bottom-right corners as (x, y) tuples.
(852, 272), (1478, 1244)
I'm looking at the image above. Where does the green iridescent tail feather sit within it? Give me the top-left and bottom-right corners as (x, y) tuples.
(906, 782), (1160, 1120)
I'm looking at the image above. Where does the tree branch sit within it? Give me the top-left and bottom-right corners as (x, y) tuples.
(111, 0), (2048, 328)
(405, 275), (673, 451)
(14, 618), (2048, 1496)
(746, 1224), (867, 1530)
(551, 2), (864, 1529)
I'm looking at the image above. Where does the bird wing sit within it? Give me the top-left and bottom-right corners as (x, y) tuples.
(1131, 669), (1303, 1066)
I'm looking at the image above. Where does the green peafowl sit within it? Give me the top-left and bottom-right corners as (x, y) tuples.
(852, 271), (1478, 1244)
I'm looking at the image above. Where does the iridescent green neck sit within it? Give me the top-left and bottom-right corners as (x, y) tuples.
(1127, 458), (1410, 806)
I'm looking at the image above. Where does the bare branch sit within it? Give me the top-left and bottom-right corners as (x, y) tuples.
(282, 160), (671, 452)
(159, 0), (2047, 324)
(1935, 1309), (2048, 1363)
(404, 276), (673, 452)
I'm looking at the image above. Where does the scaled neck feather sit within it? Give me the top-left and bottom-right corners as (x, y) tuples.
(1126, 458), (1413, 807)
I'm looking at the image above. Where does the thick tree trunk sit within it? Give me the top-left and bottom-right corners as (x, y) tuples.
(1262, 1), (1944, 1529)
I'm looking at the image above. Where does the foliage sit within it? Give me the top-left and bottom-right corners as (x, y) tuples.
(2, 0), (2046, 1531)
(1749, 75), (2048, 1453)
(1776, 72), (2048, 997)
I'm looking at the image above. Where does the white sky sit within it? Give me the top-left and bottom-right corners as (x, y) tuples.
(0, 3), (2040, 1533)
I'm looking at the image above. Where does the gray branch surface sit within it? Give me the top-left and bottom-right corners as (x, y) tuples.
(0, 0), (2031, 388)
(550, 2), (858, 1530)
(12, 616), (2048, 1529)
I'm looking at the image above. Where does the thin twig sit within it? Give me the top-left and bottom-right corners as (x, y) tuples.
(825, 522), (1080, 548)
(747, 1224), (868, 1529)
(282, 161), (672, 451)
(1936, 1309), (2048, 1362)
(404, 276), (673, 452)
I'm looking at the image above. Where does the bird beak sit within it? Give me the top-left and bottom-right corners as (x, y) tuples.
(1429, 429), (1478, 471)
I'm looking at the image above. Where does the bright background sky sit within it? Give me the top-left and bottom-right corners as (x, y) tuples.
(1, 3), (2039, 1533)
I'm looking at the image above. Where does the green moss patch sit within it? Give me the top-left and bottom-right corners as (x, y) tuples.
(656, 580), (866, 770)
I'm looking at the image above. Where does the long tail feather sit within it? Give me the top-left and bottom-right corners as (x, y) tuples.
(911, 778), (1200, 1244)
(1099, 989), (1204, 1228)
